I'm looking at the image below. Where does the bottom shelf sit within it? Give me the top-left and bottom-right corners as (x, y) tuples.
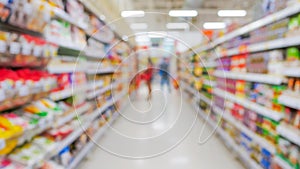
(67, 112), (119, 169)
(192, 102), (263, 169)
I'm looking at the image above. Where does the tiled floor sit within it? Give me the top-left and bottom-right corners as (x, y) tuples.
(79, 85), (244, 169)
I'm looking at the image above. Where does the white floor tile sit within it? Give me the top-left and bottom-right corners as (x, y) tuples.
(79, 85), (244, 169)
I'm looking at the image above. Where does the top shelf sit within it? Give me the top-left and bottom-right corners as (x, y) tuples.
(52, 7), (88, 30)
(0, 22), (44, 38)
(196, 3), (300, 53)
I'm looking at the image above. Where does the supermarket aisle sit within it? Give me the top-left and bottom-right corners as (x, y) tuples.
(79, 85), (244, 169)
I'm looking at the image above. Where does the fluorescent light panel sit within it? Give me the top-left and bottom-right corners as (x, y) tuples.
(121, 10), (145, 17)
(148, 31), (167, 38)
(218, 10), (247, 17)
(130, 23), (148, 30)
(203, 22), (226, 29)
(166, 23), (189, 29)
(169, 10), (198, 17)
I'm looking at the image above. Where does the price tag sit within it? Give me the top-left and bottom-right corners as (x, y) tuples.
(0, 89), (5, 101)
(0, 139), (6, 150)
(0, 40), (7, 53)
(221, 49), (227, 57)
(10, 42), (21, 54)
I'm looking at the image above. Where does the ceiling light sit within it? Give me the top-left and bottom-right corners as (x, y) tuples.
(135, 36), (150, 42)
(169, 10), (198, 17)
(130, 23), (148, 30)
(218, 10), (247, 17)
(166, 23), (189, 29)
(121, 10), (145, 17)
(203, 22), (226, 29)
(148, 32), (167, 38)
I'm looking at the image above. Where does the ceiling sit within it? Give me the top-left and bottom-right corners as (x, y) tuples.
(116, 0), (260, 32)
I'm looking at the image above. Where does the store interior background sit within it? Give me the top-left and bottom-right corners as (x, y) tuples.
(1, 0), (300, 169)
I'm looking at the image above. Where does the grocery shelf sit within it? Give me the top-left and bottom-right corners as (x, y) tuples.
(193, 103), (263, 169)
(277, 123), (300, 146)
(198, 93), (212, 105)
(274, 156), (294, 169)
(49, 85), (88, 101)
(86, 67), (116, 75)
(213, 106), (276, 154)
(212, 3), (300, 47)
(278, 92), (300, 110)
(214, 70), (286, 85)
(213, 88), (284, 121)
(282, 67), (300, 77)
(86, 81), (119, 99)
(216, 36), (300, 58)
(181, 81), (212, 105)
(0, 22), (44, 38)
(48, 92), (125, 158)
(47, 63), (86, 74)
(204, 61), (217, 68)
(203, 79), (216, 87)
(52, 7), (88, 30)
(216, 127), (264, 169)
(67, 112), (119, 169)
(54, 103), (92, 128)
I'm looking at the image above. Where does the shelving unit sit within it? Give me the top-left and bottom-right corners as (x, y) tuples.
(192, 102), (264, 169)
(214, 70), (286, 85)
(213, 88), (284, 121)
(0, 0), (136, 168)
(179, 2), (300, 169)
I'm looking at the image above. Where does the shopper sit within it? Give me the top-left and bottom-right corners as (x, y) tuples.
(142, 57), (154, 100)
(159, 57), (171, 92)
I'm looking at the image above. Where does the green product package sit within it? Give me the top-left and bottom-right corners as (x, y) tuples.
(287, 47), (300, 61)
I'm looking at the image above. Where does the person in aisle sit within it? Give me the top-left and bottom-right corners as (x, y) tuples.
(159, 57), (171, 92)
(142, 57), (154, 100)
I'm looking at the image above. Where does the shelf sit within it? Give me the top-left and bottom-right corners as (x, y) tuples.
(193, 104), (263, 169)
(216, 127), (264, 169)
(212, 3), (300, 47)
(198, 93), (212, 105)
(66, 112), (119, 169)
(181, 81), (212, 105)
(282, 67), (300, 77)
(213, 106), (276, 154)
(277, 123), (300, 146)
(54, 103), (92, 128)
(217, 36), (300, 58)
(194, 3), (300, 53)
(48, 92), (125, 158)
(53, 7), (88, 30)
(86, 67), (116, 75)
(0, 22), (44, 38)
(47, 63), (86, 74)
(213, 88), (284, 121)
(203, 79), (216, 87)
(279, 92), (300, 110)
(274, 156), (294, 169)
(86, 81), (118, 99)
(214, 70), (286, 85)
(49, 85), (88, 101)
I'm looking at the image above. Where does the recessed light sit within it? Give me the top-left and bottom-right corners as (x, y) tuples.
(203, 22), (226, 29)
(166, 23), (189, 29)
(218, 10), (247, 17)
(169, 10), (198, 17)
(121, 10), (145, 18)
(130, 23), (148, 30)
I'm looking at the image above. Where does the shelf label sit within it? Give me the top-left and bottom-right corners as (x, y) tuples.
(221, 49), (227, 57)
(0, 139), (6, 150)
